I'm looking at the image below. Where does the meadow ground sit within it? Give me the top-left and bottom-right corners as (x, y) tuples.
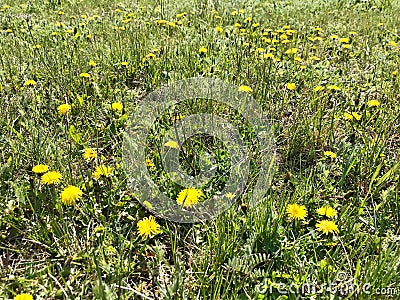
(0, 0), (399, 299)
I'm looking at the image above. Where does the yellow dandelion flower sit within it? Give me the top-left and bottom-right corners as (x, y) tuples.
(146, 158), (154, 167)
(199, 47), (207, 53)
(176, 12), (187, 18)
(349, 31), (357, 35)
(342, 44), (352, 49)
(324, 151), (337, 159)
(343, 112), (354, 121)
(121, 18), (132, 24)
(88, 60), (96, 67)
(339, 37), (349, 43)
(388, 40), (397, 47)
(164, 140), (179, 149)
(32, 164), (49, 174)
(286, 83), (296, 90)
(79, 72), (90, 78)
(225, 192), (235, 200)
(61, 185), (83, 205)
(293, 56), (301, 62)
(313, 85), (324, 92)
(33, 44), (41, 49)
(286, 203), (307, 220)
(175, 113), (184, 120)
(143, 53), (156, 61)
(263, 29), (273, 35)
(92, 165), (113, 180)
(351, 112), (361, 120)
(285, 48), (298, 55)
(393, 70), (398, 76)
(83, 148), (97, 160)
(264, 53), (274, 59)
(24, 80), (37, 86)
(156, 19), (167, 25)
(137, 216), (161, 239)
(316, 220), (339, 235)
(238, 85), (252, 93)
(120, 61), (129, 66)
(176, 188), (203, 207)
(327, 85), (341, 91)
(215, 26), (223, 33)
(280, 33), (288, 40)
(111, 102), (123, 111)
(14, 294), (33, 300)
(57, 103), (71, 115)
(330, 35), (339, 39)
(367, 100), (380, 107)
(317, 206), (337, 218)
(41, 171), (62, 185)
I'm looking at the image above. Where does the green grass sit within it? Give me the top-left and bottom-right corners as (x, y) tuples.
(0, 0), (399, 299)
